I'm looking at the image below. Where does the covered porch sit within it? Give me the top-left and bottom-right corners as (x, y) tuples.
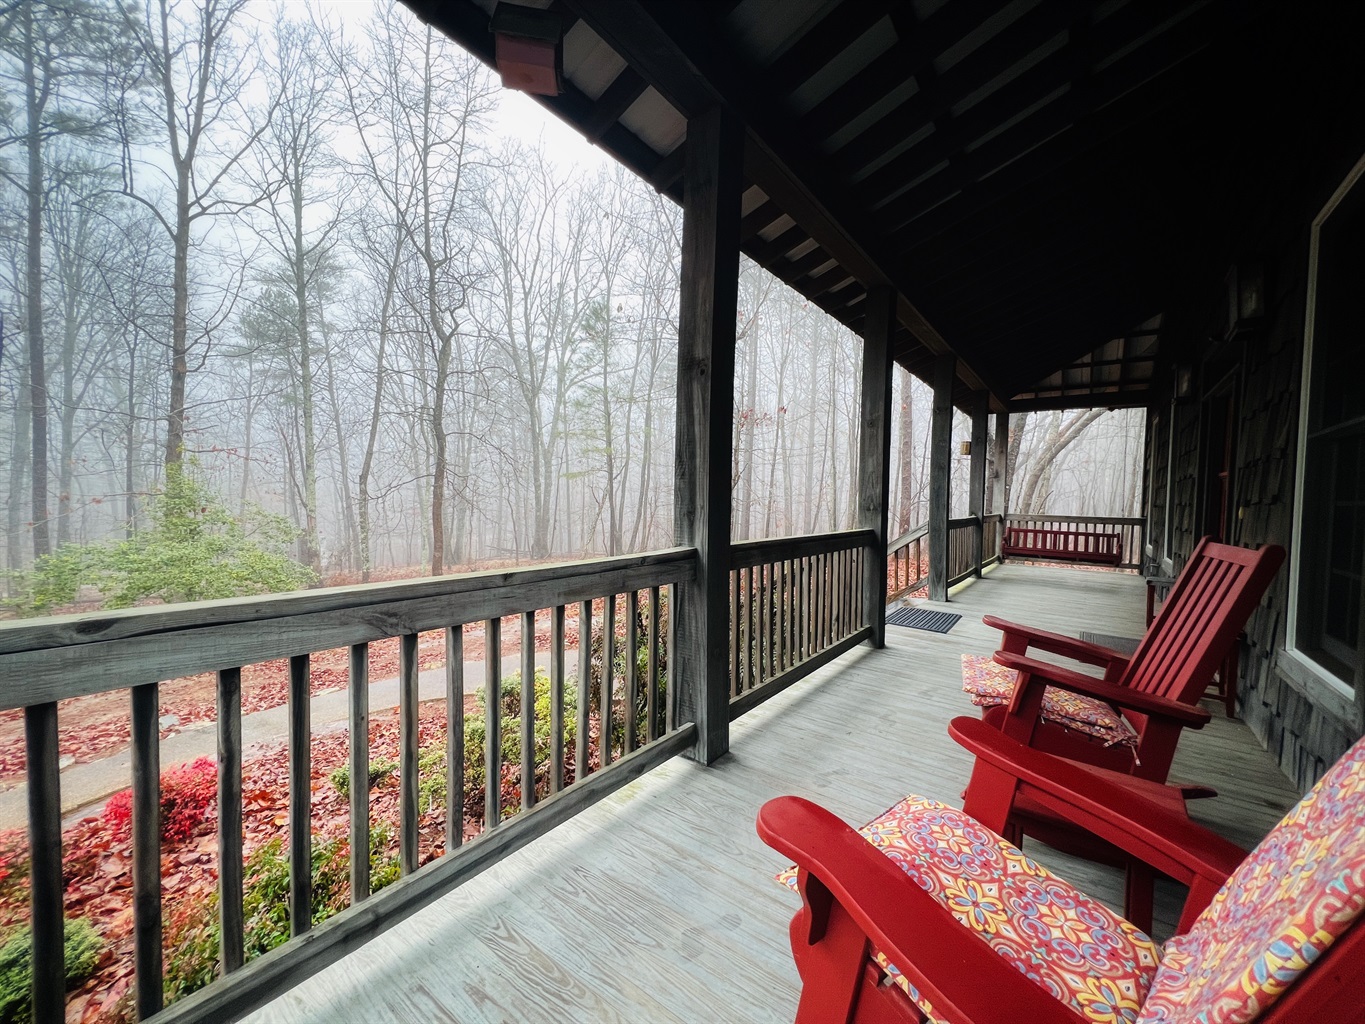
(241, 564), (1300, 1023)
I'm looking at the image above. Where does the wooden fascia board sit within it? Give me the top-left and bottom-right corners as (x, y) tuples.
(562, 0), (1005, 413)
(1007, 392), (1154, 413)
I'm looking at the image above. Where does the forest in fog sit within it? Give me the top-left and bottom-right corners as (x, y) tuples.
(0, 0), (1145, 611)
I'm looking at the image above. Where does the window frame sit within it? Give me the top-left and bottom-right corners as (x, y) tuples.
(1287, 151), (1365, 700)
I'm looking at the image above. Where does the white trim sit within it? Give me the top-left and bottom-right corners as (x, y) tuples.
(1279, 646), (1357, 709)
(1287, 151), (1365, 666)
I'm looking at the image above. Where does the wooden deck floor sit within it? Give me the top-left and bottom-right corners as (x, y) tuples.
(246, 564), (1303, 1024)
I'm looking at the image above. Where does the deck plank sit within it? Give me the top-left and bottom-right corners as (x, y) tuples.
(244, 564), (1301, 1024)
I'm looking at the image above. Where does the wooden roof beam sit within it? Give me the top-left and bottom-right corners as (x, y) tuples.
(563, 0), (1005, 412)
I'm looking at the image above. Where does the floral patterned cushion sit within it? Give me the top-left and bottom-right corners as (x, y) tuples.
(777, 794), (1161, 1023)
(1135, 735), (1365, 1023)
(961, 653), (1139, 748)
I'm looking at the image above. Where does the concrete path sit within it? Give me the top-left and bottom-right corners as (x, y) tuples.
(1, 651), (563, 829)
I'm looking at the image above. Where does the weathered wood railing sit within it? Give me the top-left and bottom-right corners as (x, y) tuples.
(886, 524), (928, 601)
(983, 512), (1003, 568)
(728, 529), (875, 718)
(0, 550), (695, 1024)
(946, 517), (978, 588)
(1003, 514), (1145, 569)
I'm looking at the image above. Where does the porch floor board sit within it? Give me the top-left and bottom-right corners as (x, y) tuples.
(245, 564), (1302, 1024)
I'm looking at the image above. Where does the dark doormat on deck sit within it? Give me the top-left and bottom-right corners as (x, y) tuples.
(1079, 631), (1142, 656)
(886, 608), (962, 634)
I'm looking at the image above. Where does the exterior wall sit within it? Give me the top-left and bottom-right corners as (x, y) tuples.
(1162, 233), (1364, 793)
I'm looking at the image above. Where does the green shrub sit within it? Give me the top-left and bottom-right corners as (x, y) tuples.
(0, 918), (102, 1023)
(328, 755), (398, 799)
(7, 464), (316, 615)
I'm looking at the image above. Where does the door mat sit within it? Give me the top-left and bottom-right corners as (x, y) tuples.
(1079, 631), (1141, 657)
(886, 607), (962, 634)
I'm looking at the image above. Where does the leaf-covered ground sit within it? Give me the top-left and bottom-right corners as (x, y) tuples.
(1, 694), (590, 1023)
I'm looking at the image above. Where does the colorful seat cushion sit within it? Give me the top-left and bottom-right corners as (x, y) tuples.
(1136, 734), (1365, 1023)
(962, 653), (1139, 748)
(777, 794), (1161, 1024)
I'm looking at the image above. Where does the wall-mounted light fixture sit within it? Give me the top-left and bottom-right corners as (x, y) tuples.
(1174, 363), (1195, 401)
(959, 440), (972, 456)
(490, 4), (564, 96)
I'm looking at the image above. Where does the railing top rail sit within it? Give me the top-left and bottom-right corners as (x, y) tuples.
(730, 529), (875, 569)
(888, 523), (928, 551)
(1004, 514), (1144, 526)
(0, 547), (695, 656)
(0, 548), (696, 711)
(947, 516), (978, 529)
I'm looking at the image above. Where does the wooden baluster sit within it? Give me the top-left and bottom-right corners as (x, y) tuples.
(758, 562), (769, 690)
(576, 601), (591, 782)
(447, 627), (464, 850)
(485, 618), (502, 829)
(25, 702), (62, 1024)
(625, 590), (640, 753)
(778, 560), (788, 674)
(666, 584), (678, 734)
(131, 683), (162, 1018)
(726, 573), (737, 704)
(739, 566), (751, 693)
(521, 611), (536, 812)
(218, 668), (245, 968)
(349, 645), (370, 899)
(550, 607), (565, 794)
(288, 656), (311, 935)
(647, 587), (661, 742)
(399, 634), (419, 873)
(603, 594), (616, 766)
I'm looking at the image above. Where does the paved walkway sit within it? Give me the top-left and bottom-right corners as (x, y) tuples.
(1, 651), (561, 829)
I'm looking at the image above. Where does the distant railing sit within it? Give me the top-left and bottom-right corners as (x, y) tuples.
(728, 529), (875, 718)
(947, 517), (978, 588)
(1003, 514), (1145, 569)
(0, 550), (696, 1023)
(983, 513), (1003, 568)
(886, 524), (928, 601)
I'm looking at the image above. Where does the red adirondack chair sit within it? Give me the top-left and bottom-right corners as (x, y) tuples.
(758, 717), (1365, 1024)
(963, 538), (1285, 784)
(959, 539), (1284, 903)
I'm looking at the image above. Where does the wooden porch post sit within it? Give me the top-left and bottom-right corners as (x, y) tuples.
(859, 287), (895, 647)
(993, 411), (1009, 561)
(928, 354), (955, 601)
(674, 104), (742, 765)
(969, 392), (988, 577)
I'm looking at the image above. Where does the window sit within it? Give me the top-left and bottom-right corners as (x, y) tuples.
(1291, 154), (1365, 690)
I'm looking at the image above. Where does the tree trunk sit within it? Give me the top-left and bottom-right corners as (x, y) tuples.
(22, 1), (51, 558)
(896, 366), (914, 533)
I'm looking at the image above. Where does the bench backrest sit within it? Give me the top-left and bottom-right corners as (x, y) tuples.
(1121, 538), (1285, 701)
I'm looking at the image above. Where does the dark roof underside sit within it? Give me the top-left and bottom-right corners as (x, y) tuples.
(403, 0), (1365, 411)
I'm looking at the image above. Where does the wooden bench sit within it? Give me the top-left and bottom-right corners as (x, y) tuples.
(1002, 526), (1123, 565)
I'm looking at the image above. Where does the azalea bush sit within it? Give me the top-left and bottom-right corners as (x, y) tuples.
(103, 757), (217, 844)
(0, 918), (102, 1023)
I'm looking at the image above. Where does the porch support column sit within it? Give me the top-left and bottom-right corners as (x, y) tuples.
(674, 104), (742, 765)
(928, 354), (955, 601)
(858, 287), (895, 647)
(993, 410), (1009, 561)
(969, 392), (989, 577)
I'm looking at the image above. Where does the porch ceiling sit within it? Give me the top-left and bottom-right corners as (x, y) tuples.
(401, 0), (1363, 410)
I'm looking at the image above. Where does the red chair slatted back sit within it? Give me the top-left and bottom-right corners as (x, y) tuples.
(1121, 538), (1285, 702)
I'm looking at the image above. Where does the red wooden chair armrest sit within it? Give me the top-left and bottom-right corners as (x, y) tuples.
(950, 717), (1246, 901)
(994, 650), (1212, 727)
(982, 614), (1130, 677)
(757, 795), (1085, 1024)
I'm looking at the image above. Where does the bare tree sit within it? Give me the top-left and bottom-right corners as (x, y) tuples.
(118, 0), (276, 469)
